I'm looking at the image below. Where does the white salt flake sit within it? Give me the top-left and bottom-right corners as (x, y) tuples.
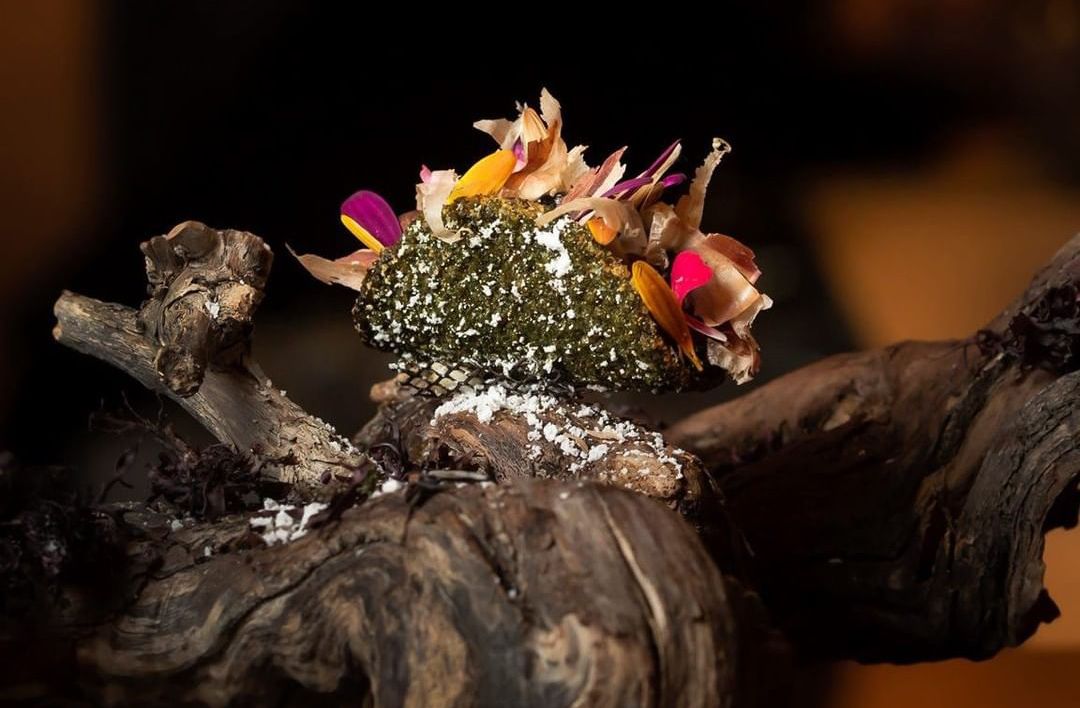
(251, 500), (328, 546)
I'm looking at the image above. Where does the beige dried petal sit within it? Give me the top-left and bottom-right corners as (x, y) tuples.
(415, 169), (460, 242)
(289, 246), (377, 292)
(675, 137), (731, 229)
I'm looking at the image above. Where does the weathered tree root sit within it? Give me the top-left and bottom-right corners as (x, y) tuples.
(670, 234), (1080, 661)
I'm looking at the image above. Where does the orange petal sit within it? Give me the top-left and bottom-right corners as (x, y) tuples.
(631, 261), (703, 371)
(587, 217), (617, 245)
(447, 149), (517, 203)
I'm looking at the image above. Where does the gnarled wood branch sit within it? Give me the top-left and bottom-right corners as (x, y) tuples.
(40, 222), (776, 707)
(53, 222), (365, 489)
(41, 220), (1080, 707)
(669, 234), (1080, 661)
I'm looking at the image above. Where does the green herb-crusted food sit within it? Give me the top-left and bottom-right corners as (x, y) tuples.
(296, 90), (770, 392)
(353, 196), (690, 391)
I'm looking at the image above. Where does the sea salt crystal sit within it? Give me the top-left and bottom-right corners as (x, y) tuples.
(534, 221), (573, 278)
(376, 477), (404, 495)
(586, 444), (610, 462)
(251, 500), (328, 546)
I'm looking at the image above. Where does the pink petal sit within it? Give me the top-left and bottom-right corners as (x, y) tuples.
(511, 138), (528, 172)
(670, 250), (713, 304)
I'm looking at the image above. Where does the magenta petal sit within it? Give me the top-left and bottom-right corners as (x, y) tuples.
(341, 190), (402, 247)
(660, 173), (687, 188)
(671, 250), (713, 304)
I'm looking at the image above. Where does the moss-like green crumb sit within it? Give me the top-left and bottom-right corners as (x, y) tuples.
(353, 196), (690, 391)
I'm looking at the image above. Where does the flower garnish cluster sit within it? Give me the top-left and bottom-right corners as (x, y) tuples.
(296, 89), (770, 386)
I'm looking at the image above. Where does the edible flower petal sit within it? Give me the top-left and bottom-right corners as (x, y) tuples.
(675, 137), (731, 229)
(538, 196), (647, 255)
(340, 214), (384, 253)
(587, 217), (617, 245)
(340, 190), (401, 250)
(700, 233), (760, 283)
(565, 147), (627, 201)
(705, 293), (771, 384)
(289, 246), (377, 292)
(670, 250), (713, 304)
(476, 89), (591, 201)
(686, 245), (762, 327)
(448, 150), (517, 203)
(631, 261), (703, 370)
(416, 168), (459, 242)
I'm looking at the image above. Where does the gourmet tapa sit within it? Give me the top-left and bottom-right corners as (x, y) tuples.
(295, 90), (770, 392)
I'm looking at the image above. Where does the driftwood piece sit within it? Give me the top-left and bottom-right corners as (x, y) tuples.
(669, 234), (1080, 661)
(53, 222), (365, 489)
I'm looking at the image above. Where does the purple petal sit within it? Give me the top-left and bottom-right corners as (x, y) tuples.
(660, 173), (687, 188)
(638, 140), (681, 178)
(602, 175), (653, 199)
(341, 190), (401, 247)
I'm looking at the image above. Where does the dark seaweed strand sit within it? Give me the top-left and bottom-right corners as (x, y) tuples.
(353, 196), (689, 391)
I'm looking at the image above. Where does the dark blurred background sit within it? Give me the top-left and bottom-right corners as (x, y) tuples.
(1, 2), (1078, 705)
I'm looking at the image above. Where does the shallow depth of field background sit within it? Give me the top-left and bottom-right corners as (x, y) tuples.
(1, 2), (1078, 706)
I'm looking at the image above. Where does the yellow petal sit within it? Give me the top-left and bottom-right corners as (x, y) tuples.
(587, 217), (617, 245)
(631, 261), (703, 371)
(447, 150), (517, 203)
(341, 214), (385, 253)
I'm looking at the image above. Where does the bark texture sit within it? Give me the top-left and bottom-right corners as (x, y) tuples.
(53, 221), (365, 489)
(65, 482), (740, 708)
(669, 234), (1080, 661)
(28, 223), (1080, 707)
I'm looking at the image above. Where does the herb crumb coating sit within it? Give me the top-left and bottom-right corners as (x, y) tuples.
(295, 89), (771, 393)
(354, 196), (687, 391)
